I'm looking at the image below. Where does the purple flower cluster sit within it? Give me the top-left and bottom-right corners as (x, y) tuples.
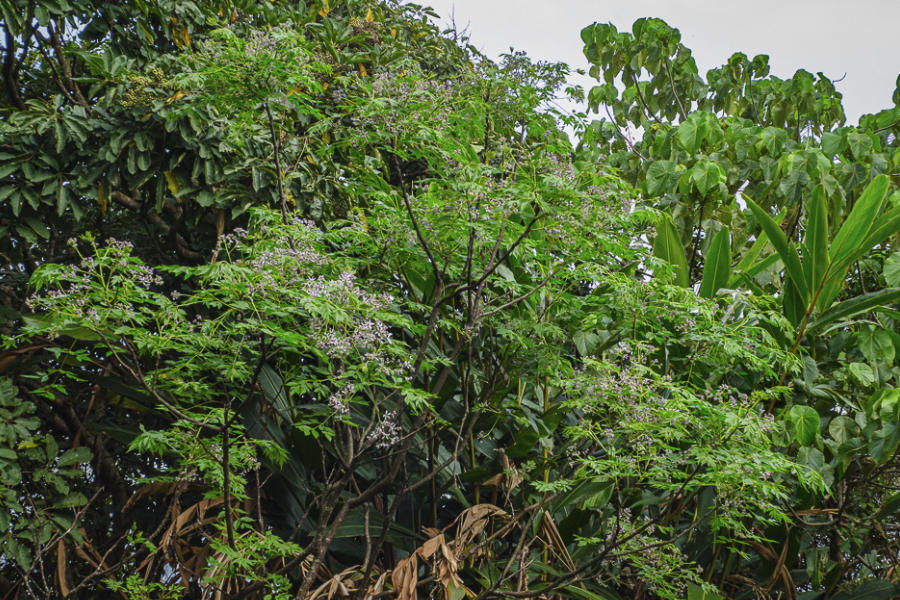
(312, 318), (392, 359)
(369, 410), (401, 449)
(328, 382), (355, 415)
(304, 272), (391, 310)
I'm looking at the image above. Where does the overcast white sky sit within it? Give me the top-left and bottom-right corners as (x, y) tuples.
(424, 0), (900, 126)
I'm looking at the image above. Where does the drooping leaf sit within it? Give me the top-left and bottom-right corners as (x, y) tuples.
(745, 196), (809, 305)
(828, 175), (889, 278)
(805, 185), (829, 295)
(807, 288), (900, 332)
(698, 227), (731, 298)
(652, 215), (689, 287)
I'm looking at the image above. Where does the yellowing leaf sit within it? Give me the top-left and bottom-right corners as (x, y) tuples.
(390, 29), (397, 37)
(97, 183), (107, 215)
(323, 132), (331, 145)
(307, 154), (317, 165)
(138, 22), (154, 44)
(359, 64), (367, 77)
(366, 7), (374, 21)
(318, 2), (329, 16)
(166, 90), (188, 104)
(164, 171), (181, 196)
(18, 439), (40, 450)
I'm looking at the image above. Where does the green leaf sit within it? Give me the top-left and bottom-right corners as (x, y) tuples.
(783, 273), (805, 327)
(797, 446), (824, 472)
(763, 127), (787, 156)
(858, 326), (895, 363)
(691, 160), (724, 197)
(821, 131), (847, 158)
(57, 446), (92, 467)
(830, 579), (899, 600)
(805, 185), (829, 294)
(789, 405), (820, 446)
(652, 215), (689, 287)
(828, 416), (859, 444)
(677, 118), (708, 155)
(730, 208), (788, 285)
(807, 288), (900, 333)
(573, 331), (599, 356)
(53, 493), (89, 509)
(849, 363), (876, 387)
(883, 252), (900, 287)
(699, 227), (731, 298)
(687, 583), (723, 600)
(847, 132), (873, 160)
(645, 160), (677, 197)
(779, 169), (809, 205)
(828, 175), (890, 280)
(745, 197), (810, 304)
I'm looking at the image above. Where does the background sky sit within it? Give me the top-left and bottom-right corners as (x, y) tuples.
(424, 0), (900, 126)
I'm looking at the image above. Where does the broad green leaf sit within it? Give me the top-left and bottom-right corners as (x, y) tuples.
(828, 416), (859, 444)
(858, 326), (895, 363)
(881, 253), (900, 288)
(849, 362), (876, 387)
(847, 132), (873, 160)
(821, 131), (847, 158)
(807, 288), (900, 333)
(699, 227), (731, 298)
(779, 169), (809, 205)
(677, 118), (708, 155)
(797, 446), (824, 472)
(805, 185), (829, 295)
(763, 127), (787, 156)
(691, 160), (723, 197)
(573, 331), (599, 356)
(789, 405), (819, 446)
(645, 160), (677, 197)
(653, 215), (689, 287)
(745, 196), (809, 304)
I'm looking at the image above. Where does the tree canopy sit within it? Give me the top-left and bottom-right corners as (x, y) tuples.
(2, 3), (900, 600)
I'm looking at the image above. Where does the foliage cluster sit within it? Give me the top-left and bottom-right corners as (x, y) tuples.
(2, 3), (900, 600)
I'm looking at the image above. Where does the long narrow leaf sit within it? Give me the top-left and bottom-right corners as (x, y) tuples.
(807, 287), (900, 333)
(730, 208), (788, 287)
(746, 197), (809, 304)
(746, 253), (782, 278)
(806, 185), (829, 295)
(699, 227), (731, 298)
(653, 214), (690, 287)
(783, 274), (805, 327)
(828, 174), (889, 271)
(822, 202), (900, 310)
